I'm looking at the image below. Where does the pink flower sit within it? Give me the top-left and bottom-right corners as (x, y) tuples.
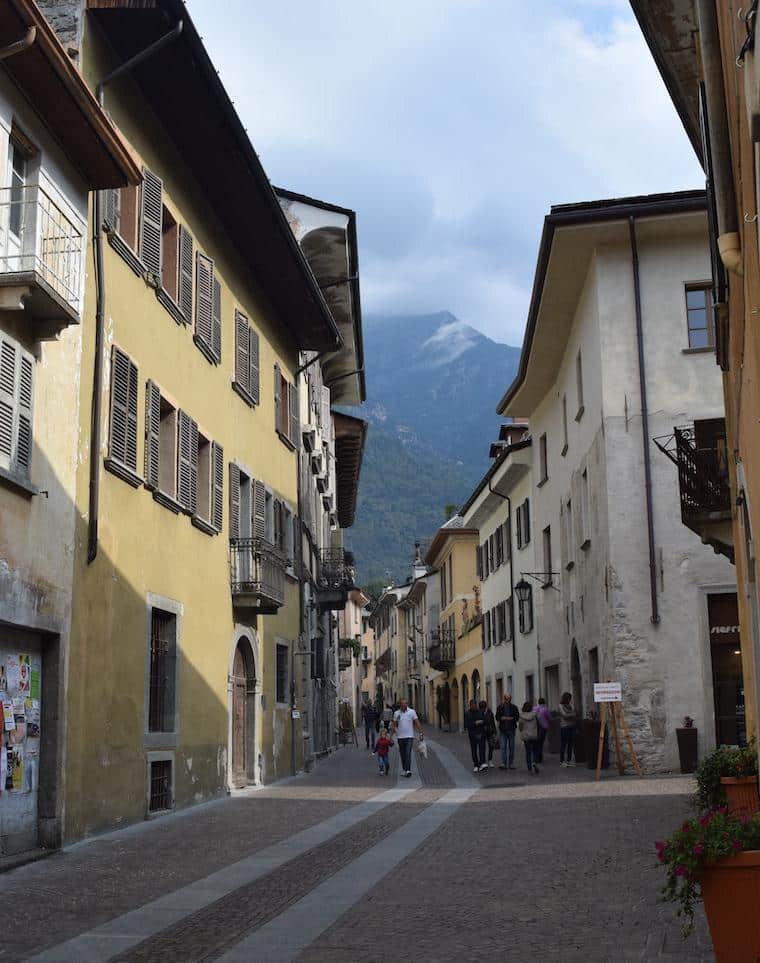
(699, 814), (711, 827)
(733, 840), (743, 851)
(741, 814), (751, 825)
(682, 821), (694, 833)
(693, 844), (704, 856)
(675, 865), (688, 877)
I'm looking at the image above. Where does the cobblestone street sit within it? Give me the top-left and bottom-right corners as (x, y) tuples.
(0, 731), (713, 962)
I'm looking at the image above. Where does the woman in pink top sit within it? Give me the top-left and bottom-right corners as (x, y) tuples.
(533, 697), (553, 764)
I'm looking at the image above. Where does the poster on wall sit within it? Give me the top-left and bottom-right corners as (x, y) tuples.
(17, 655), (30, 695)
(25, 700), (39, 739)
(8, 745), (24, 792)
(2, 700), (14, 732)
(0, 746), (6, 793)
(0, 666), (7, 692)
(30, 669), (40, 701)
(6, 657), (19, 694)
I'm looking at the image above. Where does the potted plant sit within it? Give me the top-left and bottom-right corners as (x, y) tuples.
(676, 716), (698, 773)
(694, 744), (759, 816)
(658, 808), (760, 957)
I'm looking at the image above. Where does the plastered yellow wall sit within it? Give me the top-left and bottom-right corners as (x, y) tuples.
(63, 24), (303, 840)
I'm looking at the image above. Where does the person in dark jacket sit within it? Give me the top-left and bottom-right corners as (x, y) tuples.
(479, 699), (497, 768)
(495, 693), (520, 770)
(464, 699), (487, 772)
(361, 701), (379, 749)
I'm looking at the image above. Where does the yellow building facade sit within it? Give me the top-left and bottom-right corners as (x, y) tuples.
(425, 517), (483, 732)
(56, 3), (347, 840)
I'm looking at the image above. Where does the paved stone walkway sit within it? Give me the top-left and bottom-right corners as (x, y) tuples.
(0, 728), (713, 961)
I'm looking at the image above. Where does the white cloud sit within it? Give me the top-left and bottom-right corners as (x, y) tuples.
(186, 0), (701, 346)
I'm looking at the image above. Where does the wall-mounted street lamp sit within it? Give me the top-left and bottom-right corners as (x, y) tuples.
(515, 572), (560, 596)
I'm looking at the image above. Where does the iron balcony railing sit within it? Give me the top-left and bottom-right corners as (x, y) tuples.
(428, 628), (456, 672)
(230, 537), (287, 609)
(338, 639), (353, 671)
(318, 548), (355, 591)
(0, 184), (83, 311)
(674, 424), (730, 524)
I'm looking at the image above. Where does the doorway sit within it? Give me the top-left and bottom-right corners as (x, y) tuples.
(231, 638), (256, 788)
(707, 594), (746, 745)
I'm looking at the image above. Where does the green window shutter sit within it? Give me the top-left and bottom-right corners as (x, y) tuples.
(195, 252), (213, 350)
(288, 381), (299, 448)
(229, 463), (241, 539)
(249, 327), (259, 405)
(212, 276), (222, 363)
(17, 352), (34, 475)
(253, 479), (267, 540)
(144, 379), (161, 490)
(235, 310), (249, 394)
(211, 442), (224, 532)
(102, 188), (119, 234)
(110, 346), (138, 470)
(139, 168), (163, 279)
(177, 410), (198, 513)
(178, 225), (193, 320)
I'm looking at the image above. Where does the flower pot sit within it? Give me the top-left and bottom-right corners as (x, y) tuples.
(676, 727), (698, 773)
(721, 775), (760, 816)
(698, 850), (760, 961)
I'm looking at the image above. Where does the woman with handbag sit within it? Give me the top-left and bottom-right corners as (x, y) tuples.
(479, 700), (497, 769)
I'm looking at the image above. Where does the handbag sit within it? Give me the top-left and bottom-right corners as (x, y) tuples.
(416, 737), (429, 759)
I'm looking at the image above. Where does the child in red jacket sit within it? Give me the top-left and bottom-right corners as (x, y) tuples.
(375, 729), (393, 776)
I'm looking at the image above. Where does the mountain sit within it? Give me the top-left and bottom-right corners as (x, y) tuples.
(345, 311), (522, 585)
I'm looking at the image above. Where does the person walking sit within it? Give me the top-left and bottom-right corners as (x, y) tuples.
(392, 698), (423, 778)
(464, 699), (487, 772)
(519, 700), (540, 775)
(533, 696), (553, 764)
(479, 699), (497, 768)
(374, 728), (393, 776)
(361, 701), (379, 750)
(495, 693), (519, 770)
(558, 691), (577, 767)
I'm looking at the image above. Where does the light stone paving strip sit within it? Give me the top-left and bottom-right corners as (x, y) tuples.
(27, 784), (418, 963)
(216, 738), (478, 963)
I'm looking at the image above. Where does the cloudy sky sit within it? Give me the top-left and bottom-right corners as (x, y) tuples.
(187, 0), (702, 346)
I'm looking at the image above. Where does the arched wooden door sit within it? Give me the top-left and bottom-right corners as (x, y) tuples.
(231, 641), (254, 788)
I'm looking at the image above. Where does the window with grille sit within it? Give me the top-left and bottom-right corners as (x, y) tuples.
(149, 759), (172, 812)
(148, 609), (177, 733)
(276, 643), (289, 703)
(0, 333), (34, 480)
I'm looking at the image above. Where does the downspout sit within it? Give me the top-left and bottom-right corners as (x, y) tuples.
(696, 0), (741, 274)
(87, 21), (184, 563)
(629, 216), (660, 624)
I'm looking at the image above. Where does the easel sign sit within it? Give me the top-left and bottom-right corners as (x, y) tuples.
(593, 681), (642, 781)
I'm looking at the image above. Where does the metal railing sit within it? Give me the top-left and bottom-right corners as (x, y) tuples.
(0, 184), (83, 310)
(428, 628), (456, 671)
(674, 424), (730, 524)
(318, 548), (355, 590)
(230, 537), (287, 607)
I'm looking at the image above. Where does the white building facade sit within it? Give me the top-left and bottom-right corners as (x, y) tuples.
(496, 191), (738, 772)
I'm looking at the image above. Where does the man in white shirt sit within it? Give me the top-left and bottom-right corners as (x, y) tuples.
(392, 698), (424, 778)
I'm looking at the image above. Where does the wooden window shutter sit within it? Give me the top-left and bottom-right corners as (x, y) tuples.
(177, 410), (198, 513)
(110, 346), (138, 470)
(249, 327), (259, 405)
(211, 277), (222, 363)
(178, 225), (193, 320)
(516, 505), (523, 549)
(288, 381), (299, 447)
(274, 363), (282, 434)
(229, 463), (241, 539)
(273, 497), (282, 551)
(144, 380), (161, 490)
(505, 519), (512, 561)
(102, 188), (119, 234)
(195, 252), (213, 350)
(253, 480), (267, 540)
(523, 498), (531, 544)
(211, 442), (224, 532)
(476, 545), (482, 581)
(0, 337), (16, 466)
(235, 310), (249, 394)
(139, 168), (163, 278)
(320, 385), (330, 441)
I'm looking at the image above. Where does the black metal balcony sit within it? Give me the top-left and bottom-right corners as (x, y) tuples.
(316, 548), (355, 612)
(230, 537), (287, 613)
(338, 639), (353, 671)
(672, 421), (733, 562)
(428, 628), (455, 672)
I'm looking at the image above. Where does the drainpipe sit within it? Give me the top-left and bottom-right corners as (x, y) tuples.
(695, 0), (741, 274)
(0, 26), (35, 61)
(87, 21), (184, 563)
(629, 216), (660, 625)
